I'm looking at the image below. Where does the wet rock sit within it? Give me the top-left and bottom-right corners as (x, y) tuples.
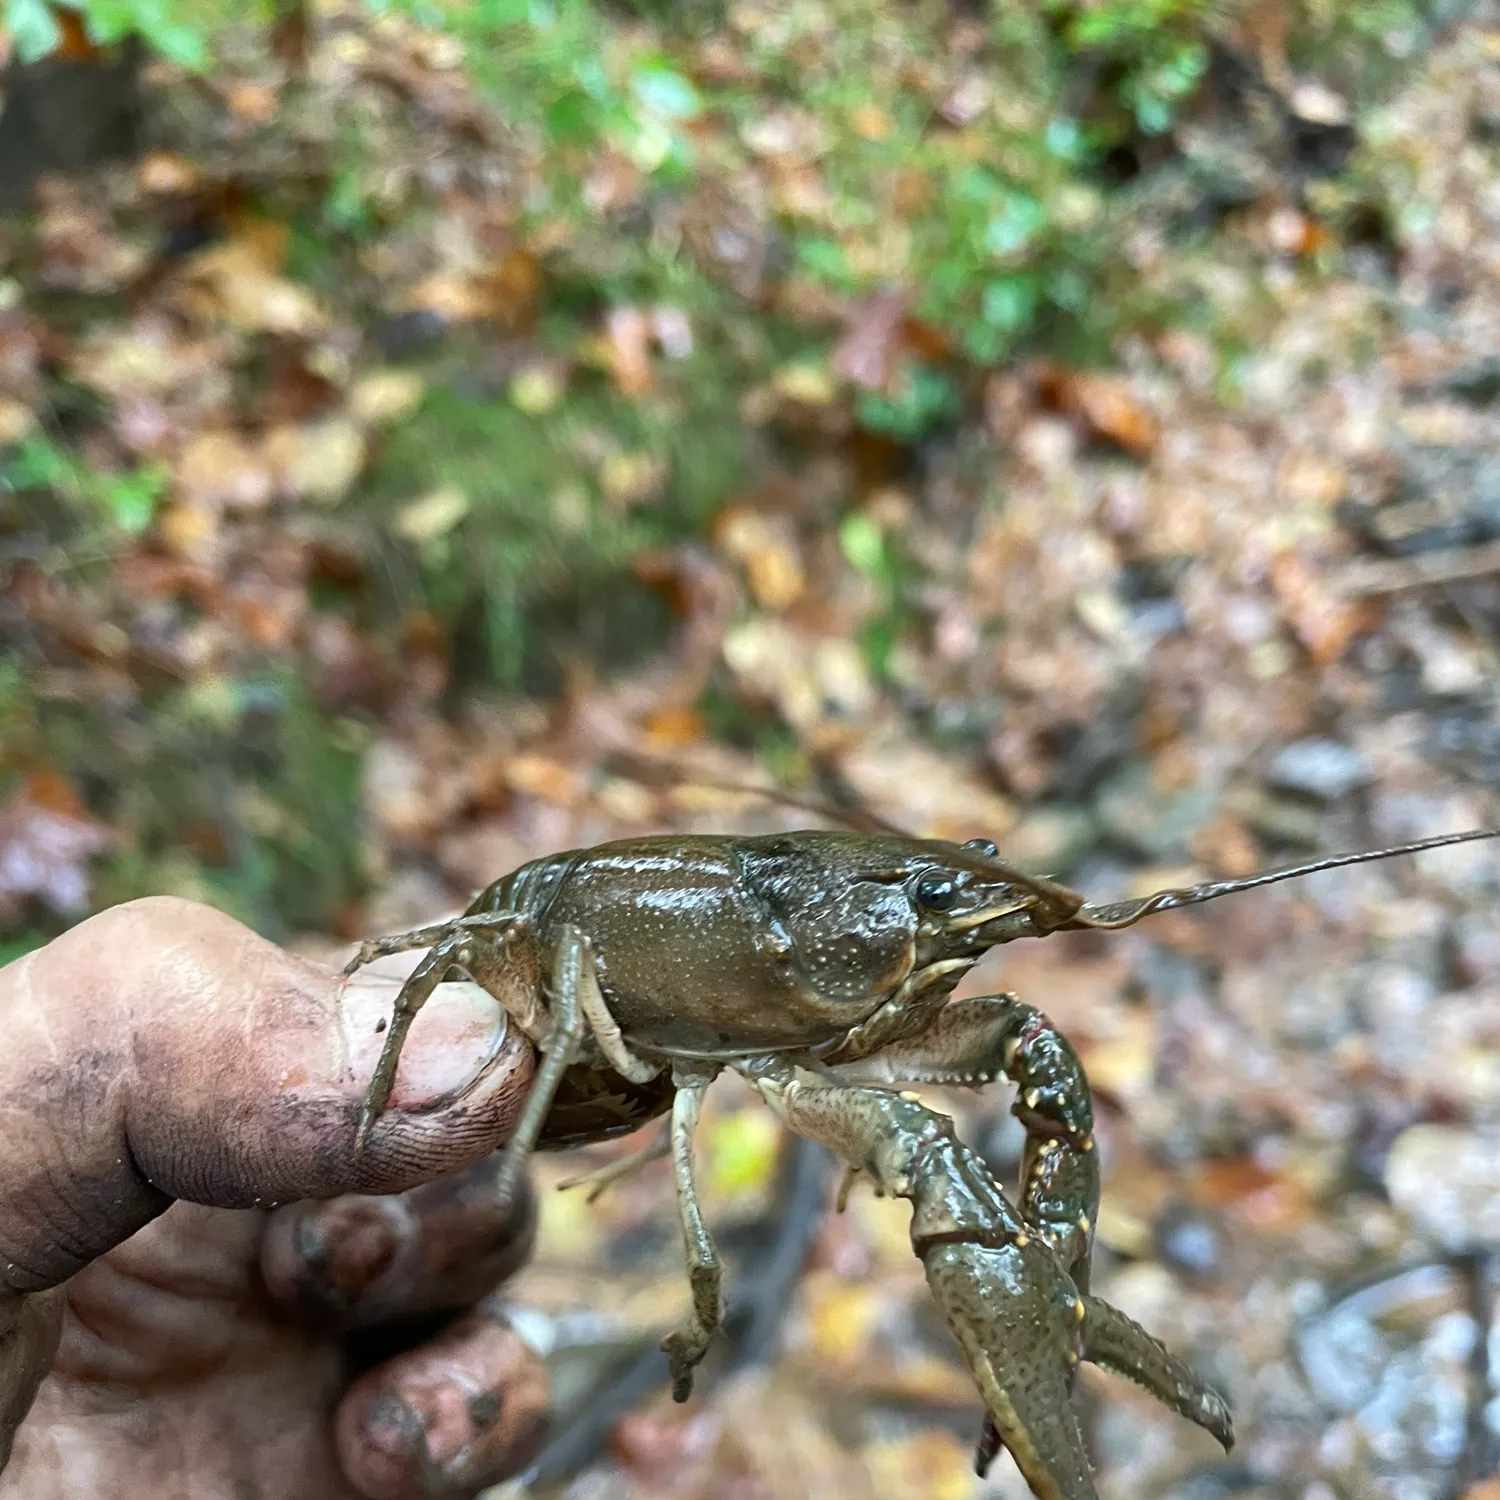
(1352, 449), (1500, 556)
(1295, 1262), (1476, 1482)
(1096, 763), (1220, 861)
(1265, 739), (1374, 803)
(1154, 1203), (1225, 1282)
(1435, 356), (1500, 405)
(1222, 786), (1327, 848)
(1386, 1124), (1500, 1251)
(1000, 803), (1098, 875)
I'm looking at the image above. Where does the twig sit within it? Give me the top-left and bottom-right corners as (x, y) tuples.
(1335, 540), (1500, 598)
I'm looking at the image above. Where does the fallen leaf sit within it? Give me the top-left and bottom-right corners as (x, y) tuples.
(349, 370), (426, 427)
(1268, 549), (1377, 664)
(1195, 1157), (1312, 1234)
(599, 451), (664, 508)
(174, 428), (275, 511)
(264, 418), (367, 504)
(641, 706), (706, 751)
(505, 755), (585, 806)
(392, 485), (470, 542)
(831, 292), (906, 392)
(1042, 366), (1159, 457)
(509, 363), (566, 414)
(771, 362), (835, 406)
(603, 304), (654, 396)
(0, 399), (36, 443)
(0, 773), (113, 919)
(225, 81), (279, 123)
(136, 151), (203, 196)
(182, 226), (327, 335)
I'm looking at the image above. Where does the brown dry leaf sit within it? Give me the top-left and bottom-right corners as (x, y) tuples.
(225, 81), (279, 123)
(264, 419), (367, 504)
(831, 291), (906, 393)
(1268, 549), (1377, 664)
(0, 400), (36, 444)
(839, 737), (1016, 843)
(803, 1277), (883, 1369)
(180, 222), (327, 336)
(157, 500), (221, 562)
(0, 772), (113, 919)
(1077, 1006), (1156, 1104)
(1045, 368), (1160, 457)
(1276, 449), (1347, 509)
(35, 184), (150, 294)
(486, 248), (543, 331)
(70, 317), (226, 405)
(403, 270), (492, 324)
(174, 428), (275, 511)
(136, 151), (203, 196)
(349, 369), (426, 427)
(505, 755), (586, 807)
(603, 304), (655, 396)
(1190, 808), (1263, 877)
(713, 507), (806, 610)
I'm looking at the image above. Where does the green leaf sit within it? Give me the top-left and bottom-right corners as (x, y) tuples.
(5, 0), (63, 62)
(839, 511), (888, 579)
(103, 462), (167, 534)
(796, 237), (853, 287)
(631, 61), (700, 120)
(984, 192), (1047, 257)
(982, 275), (1040, 331)
(545, 88), (597, 142)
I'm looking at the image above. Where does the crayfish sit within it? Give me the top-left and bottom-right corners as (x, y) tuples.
(345, 823), (1500, 1500)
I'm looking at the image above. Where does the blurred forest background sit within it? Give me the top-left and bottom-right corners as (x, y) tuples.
(4, 0), (1500, 1496)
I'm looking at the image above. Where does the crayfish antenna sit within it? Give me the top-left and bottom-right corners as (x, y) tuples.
(1065, 827), (1500, 931)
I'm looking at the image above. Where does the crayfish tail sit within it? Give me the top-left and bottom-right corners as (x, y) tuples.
(1081, 1295), (1234, 1452)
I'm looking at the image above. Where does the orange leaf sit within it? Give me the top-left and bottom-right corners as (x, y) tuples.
(603, 305), (654, 396)
(1268, 550), (1377, 664)
(1046, 368), (1159, 457)
(505, 755), (585, 806)
(642, 706), (706, 751)
(1195, 1158), (1312, 1234)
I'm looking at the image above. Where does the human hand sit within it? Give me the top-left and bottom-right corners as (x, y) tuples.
(0, 896), (546, 1500)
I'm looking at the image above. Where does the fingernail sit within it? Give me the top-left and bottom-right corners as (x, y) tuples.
(346, 976), (509, 1110)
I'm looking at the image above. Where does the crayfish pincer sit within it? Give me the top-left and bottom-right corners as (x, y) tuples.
(344, 824), (1500, 1499)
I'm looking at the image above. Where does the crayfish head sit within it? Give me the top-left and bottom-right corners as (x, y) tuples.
(903, 836), (1088, 970)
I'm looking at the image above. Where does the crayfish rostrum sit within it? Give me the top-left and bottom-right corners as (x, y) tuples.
(346, 824), (1500, 1500)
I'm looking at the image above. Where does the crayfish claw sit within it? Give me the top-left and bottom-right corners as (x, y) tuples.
(923, 1238), (1097, 1500)
(1080, 1294), (1234, 1452)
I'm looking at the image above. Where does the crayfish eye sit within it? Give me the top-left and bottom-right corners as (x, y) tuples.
(913, 870), (960, 911)
(963, 837), (999, 857)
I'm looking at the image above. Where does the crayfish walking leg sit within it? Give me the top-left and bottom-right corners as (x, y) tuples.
(660, 1068), (725, 1401)
(747, 1072), (1231, 1500)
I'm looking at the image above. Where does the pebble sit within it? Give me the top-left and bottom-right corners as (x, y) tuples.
(1385, 1123), (1500, 1251)
(1265, 739), (1374, 803)
(1096, 763), (1220, 861)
